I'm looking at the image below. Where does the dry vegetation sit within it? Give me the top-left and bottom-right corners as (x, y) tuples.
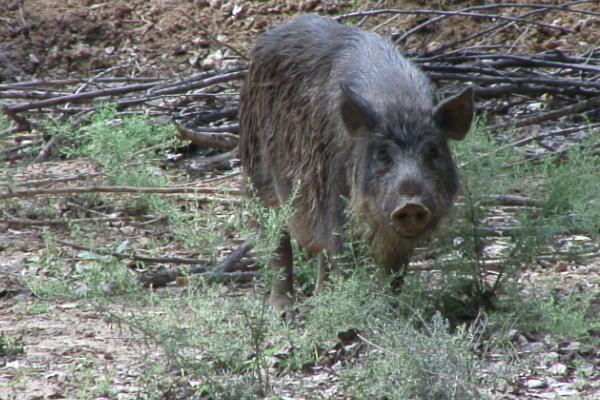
(1, 1), (599, 399)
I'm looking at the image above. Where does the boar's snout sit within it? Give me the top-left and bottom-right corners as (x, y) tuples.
(390, 201), (432, 237)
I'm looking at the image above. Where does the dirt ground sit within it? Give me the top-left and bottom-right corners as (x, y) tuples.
(1, 1), (600, 399)
(2, 0), (599, 81)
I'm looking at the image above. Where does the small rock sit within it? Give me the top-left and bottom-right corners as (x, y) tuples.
(525, 378), (547, 389)
(578, 362), (595, 377)
(548, 363), (568, 376)
(543, 351), (560, 364)
(232, 4), (243, 17)
(559, 341), (581, 353)
(192, 37), (210, 48)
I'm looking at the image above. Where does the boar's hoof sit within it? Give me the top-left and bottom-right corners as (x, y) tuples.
(269, 292), (295, 321)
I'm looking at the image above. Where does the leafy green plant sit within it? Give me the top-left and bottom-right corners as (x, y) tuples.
(542, 136), (600, 235)
(0, 334), (24, 357)
(26, 232), (141, 300)
(345, 313), (481, 400)
(494, 284), (600, 340)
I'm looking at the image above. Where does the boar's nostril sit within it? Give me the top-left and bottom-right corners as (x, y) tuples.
(390, 203), (432, 236)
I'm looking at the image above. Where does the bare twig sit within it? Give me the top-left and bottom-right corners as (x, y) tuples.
(0, 185), (242, 199)
(186, 148), (239, 176)
(489, 96), (600, 130)
(57, 239), (205, 265)
(336, 8), (572, 34)
(175, 122), (238, 150)
(394, 1), (596, 44)
(4, 173), (101, 187)
(137, 238), (256, 287)
(481, 195), (544, 208)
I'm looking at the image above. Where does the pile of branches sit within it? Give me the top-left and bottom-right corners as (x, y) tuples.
(2, 2), (599, 164)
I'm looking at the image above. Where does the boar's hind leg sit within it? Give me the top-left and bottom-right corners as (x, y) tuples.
(269, 231), (295, 313)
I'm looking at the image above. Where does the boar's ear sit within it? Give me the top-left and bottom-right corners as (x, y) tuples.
(434, 87), (474, 141)
(339, 82), (379, 137)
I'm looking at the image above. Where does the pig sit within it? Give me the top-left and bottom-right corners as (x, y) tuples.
(238, 15), (474, 312)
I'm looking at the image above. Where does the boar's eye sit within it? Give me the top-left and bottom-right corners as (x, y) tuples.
(374, 146), (392, 166)
(427, 144), (440, 160)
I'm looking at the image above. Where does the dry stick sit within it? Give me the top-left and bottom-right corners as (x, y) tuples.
(0, 77), (162, 90)
(5, 82), (158, 113)
(481, 195), (544, 208)
(3, 172), (102, 186)
(489, 96), (600, 130)
(426, 5), (555, 56)
(1, 208), (161, 228)
(463, 123), (600, 166)
(197, 26), (249, 61)
(175, 122), (238, 150)
(2, 151), (34, 162)
(137, 265), (208, 287)
(439, 53), (600, 74)
(147, 65), (245, 94)
(473, 84), (597, 99)
(178, 106), (238, 123)
(35, 110), (94, 162)
(0, 91), (63, 99)
(416, 51), (600, 71)
(186, 148), (239, 176)
(191, 271), (260, 285)
(1, 104), (31, 130)
(5, 70), (243, 152)
(57, 239), (206, 265)
(177, 11), (248, 61)
(186, 123), (239, 133)
(0, 212), (146, 227)
(372, 13), (401, 33)
(358, 0), (385, 27)
(115, 71), (245, 110)
(0, 185), (242, 199)
(0, 126), (21, 138)
(0, 139), (43, 156)
(137, 238), (255, 287)
(393, 1), (593, 43)
(427, 72), (600, 90)
(336, 8), (571, 34)
(216, 238), (255, 273)
(407, 1), (598, 55)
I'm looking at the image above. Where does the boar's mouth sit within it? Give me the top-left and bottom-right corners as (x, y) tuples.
(387, 211), (441, 238)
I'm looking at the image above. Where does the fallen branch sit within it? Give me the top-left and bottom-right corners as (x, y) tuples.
(4, 82), (157, 113)
(0, 184), (242, 199)
(186, 148), (239, 176)
(393, 1), (598, 44)
(6, 172), (102, 188)
(216, 238), (255, 273)
(57, 239), (205, 265)
(336, 8), (571, 34)
(137, 238), (255, 287)
(481, 195), (544, 208)
(138, 265), (208, 287)
(175, 122), (239, 150)
(1, 105), (31, 131)
(489, 96), (600, 130)
(192, 271), (260, 285)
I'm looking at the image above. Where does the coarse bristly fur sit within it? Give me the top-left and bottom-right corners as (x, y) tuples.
(239, 15), (473, 306)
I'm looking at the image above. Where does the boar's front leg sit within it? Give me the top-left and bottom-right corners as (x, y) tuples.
(315, 250), (341, 294)
(269, 231), (295, 314)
